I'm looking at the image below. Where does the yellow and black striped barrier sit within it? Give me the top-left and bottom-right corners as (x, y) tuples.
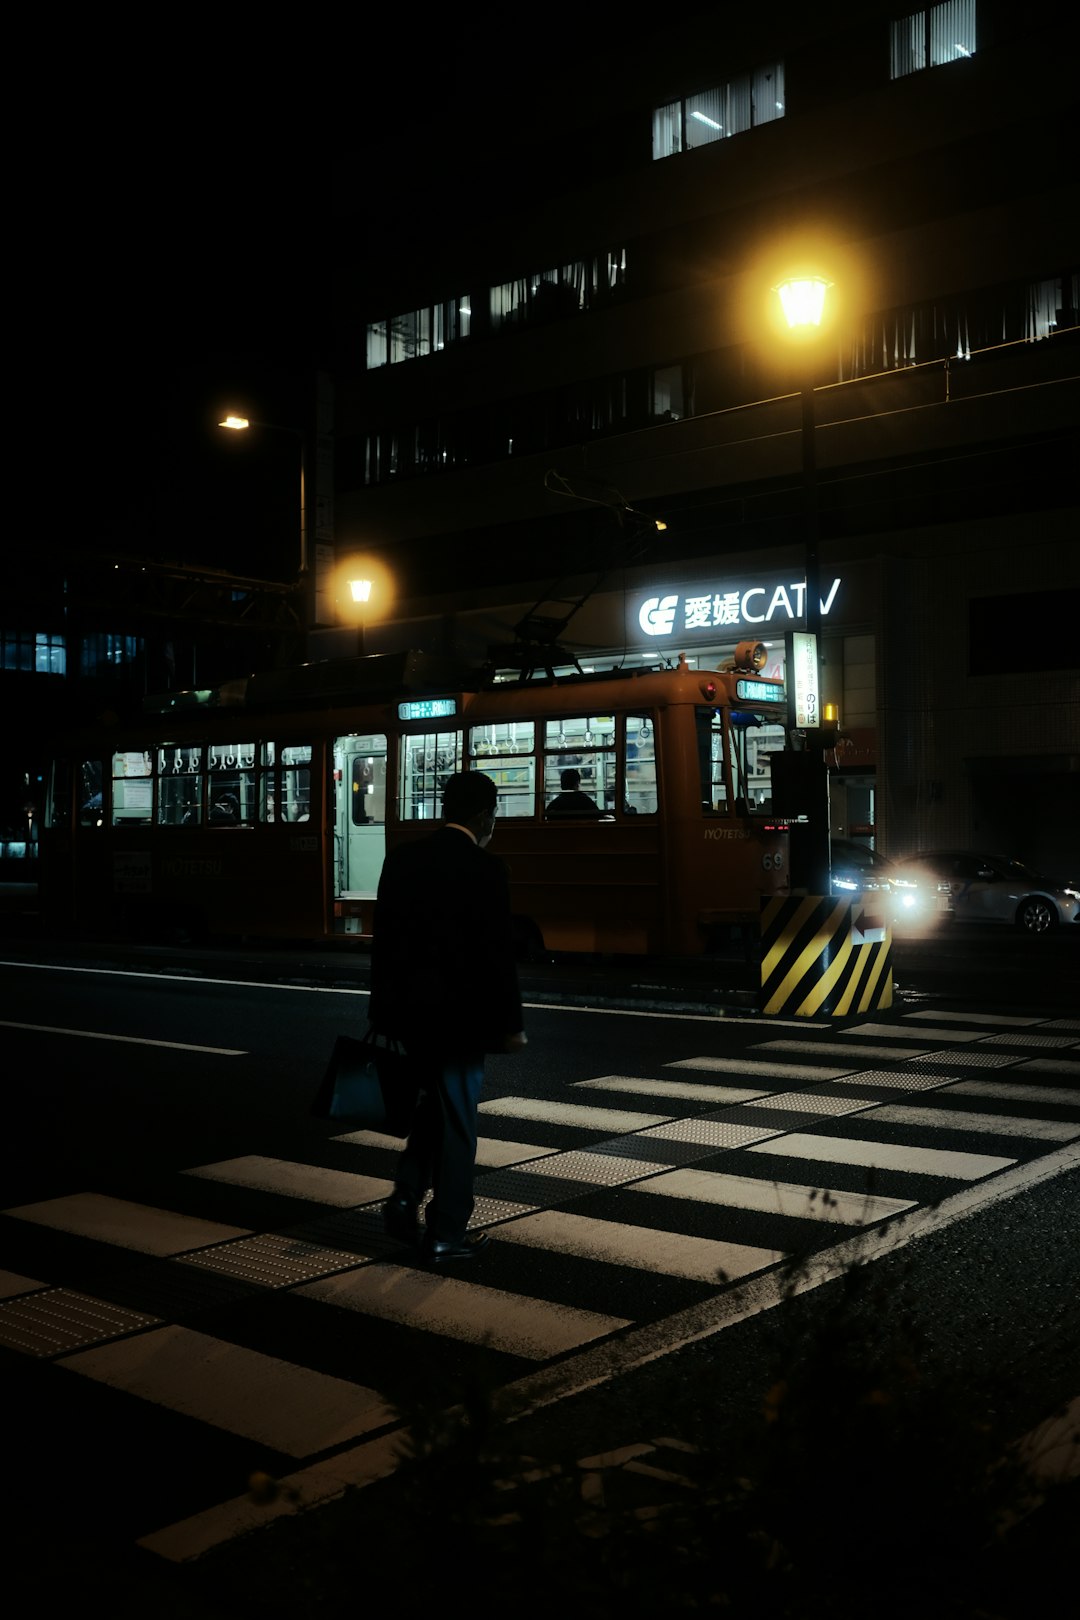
(760, 895), (893, 1017)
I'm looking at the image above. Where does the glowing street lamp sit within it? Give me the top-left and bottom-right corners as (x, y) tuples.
(774, 272), (834, 897)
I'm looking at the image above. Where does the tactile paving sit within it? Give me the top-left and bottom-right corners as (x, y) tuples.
(833, 1070), (954, 1092)
(637, 1120), (777, 1149)
(0, 1288), (159, 1358)
(977, 1032), (1078, 1050)
(915, 1049), (1018, 1068)
(180, 1234), (367, 1288)
(751, 1092), (876, 1115)
(519, 1150), (664, 1186)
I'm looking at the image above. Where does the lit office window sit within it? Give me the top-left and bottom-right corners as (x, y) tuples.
(366, 321), (389, 369)
(652, 63), (785, 160)
(890, 2), (976, 79)
(1, 631), (66, 674)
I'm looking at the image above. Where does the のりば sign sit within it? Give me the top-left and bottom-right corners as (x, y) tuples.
(637, 577), (841, 637)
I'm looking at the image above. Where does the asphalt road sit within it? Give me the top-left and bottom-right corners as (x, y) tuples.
(0, 922), (1077, 1617)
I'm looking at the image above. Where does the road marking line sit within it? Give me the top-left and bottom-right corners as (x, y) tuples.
(63, 1325), (394, 1455)
(869, 1105), (1080, 1141)
(495, 1208), (782, 1282)
(745, 1132), (1015, 1179)
(184, 1156), (392, 1208)
(631, 1167), (916, 1225)
(0, 1269), (45, 1300)
(0, 1019), (245, 1054)
(2, 1193), (250, 1254)
(475, 1137), (560, 1166)
(942, 1079), (1080, 1105)
(756, 1039), (933, 1060)
(0, 960), (367, 996)
(901, 1010), (1044, 1026)
(842, 1022), (981, 1042)
(575, 1076), (775, 1103)
(479, 1097), (670, 1131)
(297, 1264), (629, 1359)
(669, 1056), (859, 1080)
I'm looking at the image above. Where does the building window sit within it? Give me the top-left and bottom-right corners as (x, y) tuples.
(1, 630), (66, 674)
(79, 633), (144, 678)
(890, 2), (976, 79)
(652, 62), (785, 159)
(651, 364), (686, 422)
(489, 255), (624, 332)
(366, 296), (470, 369)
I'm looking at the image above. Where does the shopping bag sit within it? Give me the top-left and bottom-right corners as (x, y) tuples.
(310, 1028), (420, 1136)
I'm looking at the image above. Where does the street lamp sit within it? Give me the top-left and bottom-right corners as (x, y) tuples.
(774, 273), (833, 897)
(218, 412), (310, 609)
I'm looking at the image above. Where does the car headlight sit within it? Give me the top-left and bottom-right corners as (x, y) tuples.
(1065, 887), (1080, 901)
(834, 877), (858, 891)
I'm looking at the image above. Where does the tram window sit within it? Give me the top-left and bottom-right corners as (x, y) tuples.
(400, 730), (462, 820)
(207, 743), (256, 825)
(469, 722), (535, 818)
(158, 743), (203, 825)
(77, 759), (103, 827)
(349, 743), (384, 825)
(745, 723), (786, 811)
(280, 743), (312, 823)
(624, 715), (657, 815)
(111, 750), (152, 825)
(543, 716), (616, 814)
(697, 710), (729, 813)
(261, 741), (276, 822)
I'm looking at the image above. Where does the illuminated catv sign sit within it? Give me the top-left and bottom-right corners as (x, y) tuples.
(638, 577), (841, 638)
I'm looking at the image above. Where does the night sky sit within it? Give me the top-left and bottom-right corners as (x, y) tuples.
(22, 12), (714, 584)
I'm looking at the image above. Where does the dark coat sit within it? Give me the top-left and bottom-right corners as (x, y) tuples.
(369, 826), (523, 1055)
(545, 790), (600, 816)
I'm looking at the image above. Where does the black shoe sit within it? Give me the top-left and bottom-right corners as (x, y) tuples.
(422, 1231), (490, 1263)
(383, 1193), (420, 1244)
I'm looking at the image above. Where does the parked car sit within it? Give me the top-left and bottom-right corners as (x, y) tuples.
(892, 851), (1080, 934)
(830, 838), (947, 930)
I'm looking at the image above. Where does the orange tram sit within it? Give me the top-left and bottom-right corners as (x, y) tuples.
(41, 644), (796, 957)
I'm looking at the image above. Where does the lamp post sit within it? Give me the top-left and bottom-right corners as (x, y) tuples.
(349, 576), (373, 656)
(774, 274), (833, 898)
(218, 413), (310, 621)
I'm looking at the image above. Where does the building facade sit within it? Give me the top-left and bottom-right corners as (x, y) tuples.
(328, 0), (1079, 872)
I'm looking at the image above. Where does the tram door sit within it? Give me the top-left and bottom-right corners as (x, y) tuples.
(332, 734), (387, 917)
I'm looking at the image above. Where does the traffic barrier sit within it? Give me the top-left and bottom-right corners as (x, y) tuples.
(760, 895), (893, 1017)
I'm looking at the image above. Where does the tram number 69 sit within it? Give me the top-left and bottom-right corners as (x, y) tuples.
(762, 852), (785, 871)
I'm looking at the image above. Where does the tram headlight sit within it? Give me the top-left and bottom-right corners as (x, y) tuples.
(734, 641), (768, 672)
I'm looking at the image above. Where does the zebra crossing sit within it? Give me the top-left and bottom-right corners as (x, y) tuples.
(1, 1007), (1078, 1560)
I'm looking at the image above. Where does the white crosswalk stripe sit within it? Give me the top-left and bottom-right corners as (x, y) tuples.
(478, 1096), (671, 1130)
(185, 1155), (393, 1207)
(668, 1056), (859, 1080)
(298, 1265), (630, 1358)
(631, 1167), (916, 1225)
(5, 1193), (250, 1254)
(868, 1104), (1080, 1141)
(64, 1326), (395, 1454)
(495, 1208), (782, 1281)
(746, 1133), (1015, 1179)
(575, 1075), (774, 1103)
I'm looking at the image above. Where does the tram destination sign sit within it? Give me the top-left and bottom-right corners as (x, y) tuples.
(398, 697), (458, 721)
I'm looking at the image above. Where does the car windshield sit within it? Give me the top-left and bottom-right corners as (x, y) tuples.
(834, 843), (891, 874)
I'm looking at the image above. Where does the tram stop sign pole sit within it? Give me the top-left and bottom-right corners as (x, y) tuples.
(782, 629), (831, 899)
